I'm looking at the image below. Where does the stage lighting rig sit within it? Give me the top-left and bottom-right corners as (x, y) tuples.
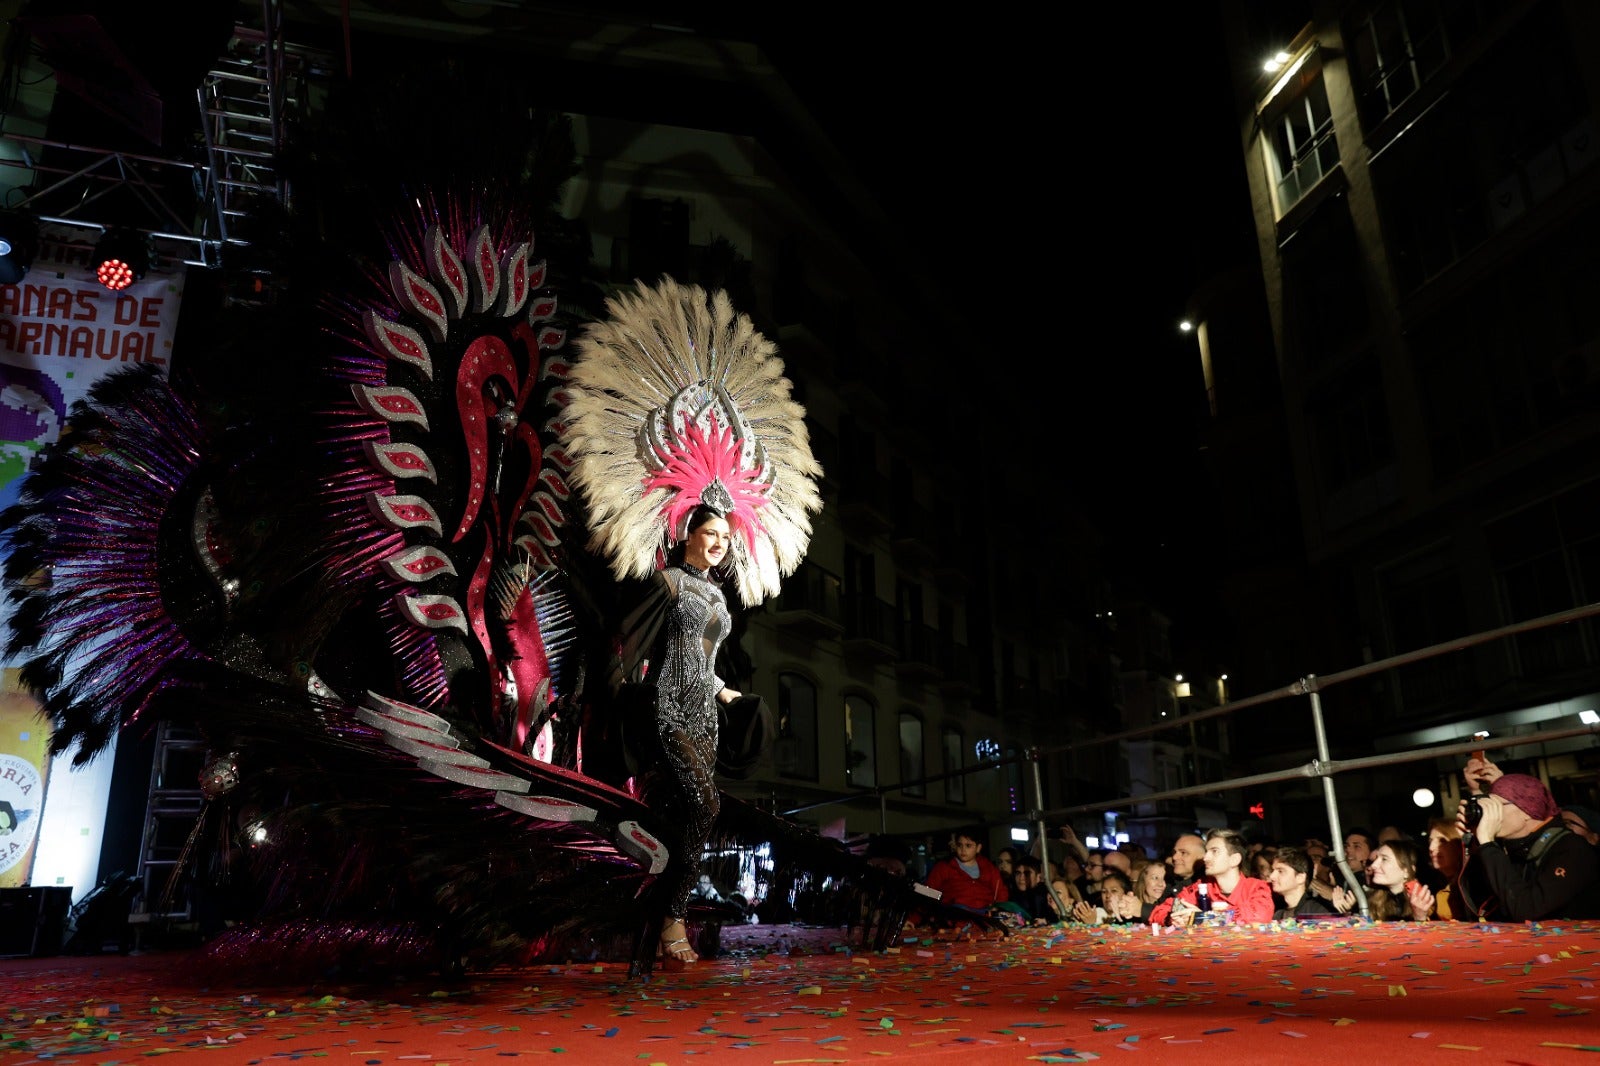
(93, 228), (151, 291)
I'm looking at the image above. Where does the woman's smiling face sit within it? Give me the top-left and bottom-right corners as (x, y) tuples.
(683, 515), (731, 569)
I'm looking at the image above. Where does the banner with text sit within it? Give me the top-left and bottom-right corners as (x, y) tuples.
(0, 248), (185, 887)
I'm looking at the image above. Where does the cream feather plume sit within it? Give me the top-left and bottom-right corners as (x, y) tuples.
(561, 278), (823, 605)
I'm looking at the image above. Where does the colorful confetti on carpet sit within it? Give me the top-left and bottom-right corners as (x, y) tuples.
(4, 918), (1600, 1063)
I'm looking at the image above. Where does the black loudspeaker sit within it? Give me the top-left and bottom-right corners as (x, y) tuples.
(0, 886), (73, 958)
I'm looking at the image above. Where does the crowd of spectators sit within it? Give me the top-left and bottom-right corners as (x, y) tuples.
(909, 755), (1600, 930)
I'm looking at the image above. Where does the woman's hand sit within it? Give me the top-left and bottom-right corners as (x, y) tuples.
(1406, 882), (1435, 921)
(717, 687), (741, 705)
(1112, 893), (1142, 921)
(1330, 886), (1357, 914)
(1070, 900), (1099, 925)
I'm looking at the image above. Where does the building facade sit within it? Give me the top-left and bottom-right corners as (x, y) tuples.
(1201, 0), (1600, 831)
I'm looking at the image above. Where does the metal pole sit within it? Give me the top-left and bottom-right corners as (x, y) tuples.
(1028, 749), (1067, 921)
(1307, 676), (1368, 918)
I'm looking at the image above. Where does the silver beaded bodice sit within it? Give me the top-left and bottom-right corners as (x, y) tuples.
(654, 562), (731, 737)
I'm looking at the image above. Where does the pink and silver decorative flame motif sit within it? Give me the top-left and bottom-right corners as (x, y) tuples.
(641, 382), (771, 546)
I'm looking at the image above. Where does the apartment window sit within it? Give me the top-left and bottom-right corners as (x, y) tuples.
(1264, 65), (1338, 215)
(1371, 6), (1590, 292)
(1486, 489), (1600, 681)
(1414, 214), (1600, 479)
(844, 694), (877, 788)
(942, 727), (965, 804)
(898, 711), (925, 798)
(1377, 549), (1474, 716)
(1346, 0), (1466, 126)
(1281, 200), (1369, 368)
(1307, 356), (1392, 493)
(776, 672), (819, 781)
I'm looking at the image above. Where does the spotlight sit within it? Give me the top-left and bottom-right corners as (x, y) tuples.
(0, 209), (39, 285)
(93, 228), (150, 291)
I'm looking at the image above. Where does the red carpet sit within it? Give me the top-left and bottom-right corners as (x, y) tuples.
(5, 919), (1600, 1064)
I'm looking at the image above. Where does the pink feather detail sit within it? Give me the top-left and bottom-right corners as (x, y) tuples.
(644, 412), (770, 547)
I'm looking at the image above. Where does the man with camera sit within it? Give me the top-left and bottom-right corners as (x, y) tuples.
(1457, 772), (1600, 921)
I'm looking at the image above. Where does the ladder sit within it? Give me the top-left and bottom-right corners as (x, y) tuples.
(128, 720), (208, 935)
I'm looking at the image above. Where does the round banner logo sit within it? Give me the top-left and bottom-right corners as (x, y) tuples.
(0, 752), (43, 876)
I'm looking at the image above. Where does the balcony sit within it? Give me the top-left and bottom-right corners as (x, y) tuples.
(837, 469), (892, 536)
(894, 621), (942, 684)
(841, 594), (897, 663)
(769, 562), (845, 640)
(938, 639), (982, 698)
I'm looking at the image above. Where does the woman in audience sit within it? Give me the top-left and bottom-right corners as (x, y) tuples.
(1134, 857), (1175, 920)
(1045, 877), (1086, 922)
(1425, 816), (1468, 920)
(1251, 846), (1277, 881)
(1366, 839), (1434, 920)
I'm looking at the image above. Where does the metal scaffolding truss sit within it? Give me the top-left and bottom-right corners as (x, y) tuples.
(0, 0), (330, 277)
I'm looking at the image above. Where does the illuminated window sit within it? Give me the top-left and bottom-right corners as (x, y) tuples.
(1264, 67), (1338, 215)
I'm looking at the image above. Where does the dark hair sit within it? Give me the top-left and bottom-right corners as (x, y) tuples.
(1205, 827), (1249, 859)
(1344, 827), (1376, 849)
(667, 503), (730, 569)
(1100, 869), (1132, 894)
(686, 503), (724, 533)
(1014, 853), (1043, 872)
(1273, 845), (1311, 878)
(1377, 838), (1420, 880)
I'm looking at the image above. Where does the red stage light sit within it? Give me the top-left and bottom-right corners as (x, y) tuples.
(96, 258), (137, 290)
(93, 229), (150, 291)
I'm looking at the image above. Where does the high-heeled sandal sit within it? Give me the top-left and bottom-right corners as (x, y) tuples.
(658, 918), (698, 969)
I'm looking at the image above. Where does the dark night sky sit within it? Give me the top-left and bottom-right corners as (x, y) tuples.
(755, 10), (1262, 630)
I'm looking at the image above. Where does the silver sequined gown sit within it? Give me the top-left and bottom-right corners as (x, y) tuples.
(652, 562), (730, 917)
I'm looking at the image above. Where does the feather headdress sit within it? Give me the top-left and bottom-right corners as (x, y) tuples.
(561, 279), (822, 605)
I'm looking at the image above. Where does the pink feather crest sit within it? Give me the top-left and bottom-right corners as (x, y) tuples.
(644, 411), (770, 548)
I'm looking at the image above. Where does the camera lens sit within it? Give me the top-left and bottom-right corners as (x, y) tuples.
(1464, 795), (1483, 831)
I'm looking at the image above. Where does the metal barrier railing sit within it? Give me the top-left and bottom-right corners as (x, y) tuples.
(782, 599), (1600, 919)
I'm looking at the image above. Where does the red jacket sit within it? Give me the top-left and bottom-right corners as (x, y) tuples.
(1148, 874), (1274, 926)
(923, 855), (1009, 910)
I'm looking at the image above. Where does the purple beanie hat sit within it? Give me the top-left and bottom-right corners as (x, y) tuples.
(1490, 773), (1561, 820)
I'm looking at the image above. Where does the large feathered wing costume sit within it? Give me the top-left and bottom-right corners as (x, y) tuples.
(0, 207), (925, 980)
